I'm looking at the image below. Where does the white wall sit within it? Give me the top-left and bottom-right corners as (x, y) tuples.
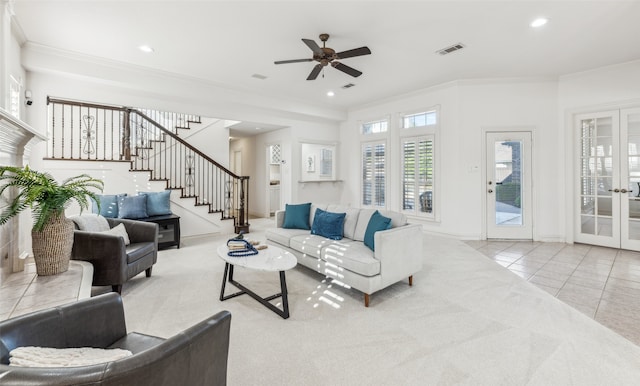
(229, 136), (257, 216)
(253, 121), (342, 218)
(341, 79), (562, 240)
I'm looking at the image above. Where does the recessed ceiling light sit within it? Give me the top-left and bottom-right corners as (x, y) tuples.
(255, 127), (262, 130)
(530, 18), (548, 28)
(327, 91), (335, 97)
(138, 45), (154, 53)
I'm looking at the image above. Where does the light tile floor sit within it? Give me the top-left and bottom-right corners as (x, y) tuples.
(466, 240), (640, 346)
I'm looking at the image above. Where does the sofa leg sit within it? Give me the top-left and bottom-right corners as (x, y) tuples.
(112, 284), (123, 294)
(364, 293), (370, 307)
(409, 275), (413, 286)
(146, 267), (153, 277)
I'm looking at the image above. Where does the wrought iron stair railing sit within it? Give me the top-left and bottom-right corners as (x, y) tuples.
(45, 97), (249, 233)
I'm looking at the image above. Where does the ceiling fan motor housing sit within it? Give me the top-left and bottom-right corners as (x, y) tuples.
(315, 47), (336, 65)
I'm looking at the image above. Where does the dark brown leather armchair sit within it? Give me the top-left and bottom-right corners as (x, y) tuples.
(71, 217), (158, 293)
(0, 293), (232, 385)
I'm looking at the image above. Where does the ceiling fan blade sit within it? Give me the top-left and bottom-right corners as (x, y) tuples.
(307, 64), (323, 80)
(302, 38), (323, 56)
(274, 58), (313, 65)
(336, 46), (371, 59)
(331, 62), (362, 78)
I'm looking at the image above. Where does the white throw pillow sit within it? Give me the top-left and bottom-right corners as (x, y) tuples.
(102, 223), (131, 245)
(71, 214), (110, 232)
(9, 346), (132, 367)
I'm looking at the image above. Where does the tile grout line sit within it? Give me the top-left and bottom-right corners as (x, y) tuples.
(594, 248), (619, 320)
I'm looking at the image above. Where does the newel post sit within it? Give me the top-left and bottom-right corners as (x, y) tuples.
(122, 109), (131, 160)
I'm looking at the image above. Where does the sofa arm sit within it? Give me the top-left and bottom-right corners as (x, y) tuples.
(103, 311), (232, 385)
(374, 223), (423, 285)
(274, 210), (285, 228)
(107, 218), (158, 245)
(72, 231), (128, 284)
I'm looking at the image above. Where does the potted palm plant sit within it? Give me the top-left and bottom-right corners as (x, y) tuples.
(0, 166), (103, 275)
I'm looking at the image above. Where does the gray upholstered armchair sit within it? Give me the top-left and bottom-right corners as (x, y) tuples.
(71, 215), (158, 293)
(0, 293), (232, 385)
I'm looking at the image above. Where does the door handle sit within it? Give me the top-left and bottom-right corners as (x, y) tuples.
(621, 189), (634, 194)
(488, 189), (493, 193)
(608, 189), (620, 193)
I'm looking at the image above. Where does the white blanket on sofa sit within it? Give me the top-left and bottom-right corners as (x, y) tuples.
(9, 346), (132, 367)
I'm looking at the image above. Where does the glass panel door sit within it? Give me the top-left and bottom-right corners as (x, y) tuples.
(621, 108), (640, 250)
(575, 111), (620, 248)
(486, 132), (532, 239)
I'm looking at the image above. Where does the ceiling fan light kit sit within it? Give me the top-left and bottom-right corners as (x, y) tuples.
(275, 33), (371, 80)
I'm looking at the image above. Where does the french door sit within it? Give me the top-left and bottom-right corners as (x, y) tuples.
(575, 108), (640, 250)
(486, 131), (533, 239)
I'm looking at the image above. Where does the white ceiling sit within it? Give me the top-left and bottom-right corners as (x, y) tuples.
(10, 1), (640, 126)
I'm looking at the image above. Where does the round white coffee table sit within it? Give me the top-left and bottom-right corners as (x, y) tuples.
(217, 243), (297, 319)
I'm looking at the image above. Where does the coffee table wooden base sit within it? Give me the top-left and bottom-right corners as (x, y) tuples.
(219, 262), (290, 319)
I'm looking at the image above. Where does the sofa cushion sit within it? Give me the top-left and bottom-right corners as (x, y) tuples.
(289, 234), (338, 259)
(309, 204), (328, 228)
(327, 205), (359, 240)
(364, 210), (392, 251)
(283, 203), (311, 230)
(353, 209), (377, 241)
(321, 241), (381, 277)
(71, 214), (110, 232)
(265, 228), (309, 248)
(138, 190), (172, 216)
(92, 194), (127, 218)
(126, 242), (155, 264)
(379, 210), (407, 228)
(118, 195), (148, 219)
(311, 208), (346, 240)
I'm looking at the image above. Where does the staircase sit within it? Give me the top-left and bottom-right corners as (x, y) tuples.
(45, 97), (249, 233)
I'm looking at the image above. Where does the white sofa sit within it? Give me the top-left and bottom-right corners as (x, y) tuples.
(265, 204), (423, 307)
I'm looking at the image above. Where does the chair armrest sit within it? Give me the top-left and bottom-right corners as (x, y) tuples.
(72, 230), (127, 267)
(107, 218), (158, 245)
(374, 223), (424, 285)
(103, 311), (232, 385)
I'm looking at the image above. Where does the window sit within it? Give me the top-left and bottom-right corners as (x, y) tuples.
(402, 136), (434, 216)
(402, 110), (437, 129)
(361, 141), (386, 207)
(362, 119), (388, 135)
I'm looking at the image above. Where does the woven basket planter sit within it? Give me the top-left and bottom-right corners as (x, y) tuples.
(31, 213), (74, 276)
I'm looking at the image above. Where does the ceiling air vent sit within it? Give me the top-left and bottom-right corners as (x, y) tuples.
(436, 43), (465, 56)
(342, 83), (356, 89)
(251, 73), (268, 80)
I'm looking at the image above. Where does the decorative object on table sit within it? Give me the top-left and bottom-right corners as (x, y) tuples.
(0, 166), (103, 275)
(231, 230), (246, 240)
(226, 238), (258, 257)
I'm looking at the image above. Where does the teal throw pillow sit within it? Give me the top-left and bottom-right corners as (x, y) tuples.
(283, 203), (311, 230)
(311, 208), (346, 240)
(117, 195), (148, 219)
(92, 194), (127, 218)
(364, 210), (392, 251)
(138, 190), (172, 216)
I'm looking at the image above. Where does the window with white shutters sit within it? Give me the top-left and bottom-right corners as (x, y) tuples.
(362, 141), (386, 207)
(402, 136), (434, 217)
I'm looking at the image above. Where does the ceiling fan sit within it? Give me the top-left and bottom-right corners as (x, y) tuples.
(274, 33), (371, 80)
